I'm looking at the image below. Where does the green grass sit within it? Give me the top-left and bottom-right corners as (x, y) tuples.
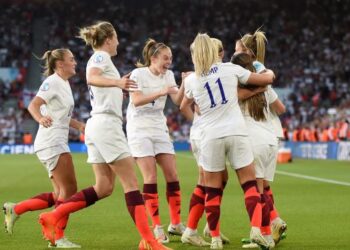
(1, 152), (350, 249)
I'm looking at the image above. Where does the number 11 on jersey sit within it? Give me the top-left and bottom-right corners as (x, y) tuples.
(204, 78), (228, 108)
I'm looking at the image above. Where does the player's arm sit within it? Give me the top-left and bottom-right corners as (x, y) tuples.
(238, 86), (267, 100)
(87, 68), (137, 90)
(27, 96), (53, 128)
(131, 86), (177, 107)
(69, 119), (85, 133)
(180, 95), (194, 113)
(246, 69), (275, 86)
(180, 103), (194, 121)
(270, 99), (286, 115)
(169, 72), (192, 106)
(169, 83), (183, 106)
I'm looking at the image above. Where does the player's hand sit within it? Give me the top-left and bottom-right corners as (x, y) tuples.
(39, 116), (53, 128)
(117, 72), (138, 90)
(160, 86), (178, 96)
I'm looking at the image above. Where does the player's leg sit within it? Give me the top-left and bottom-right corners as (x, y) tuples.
(229, 136), (268, 248)
(182, 166), (210, 247)
(39, 163), (111, 244)
(48, 153), (79, 246)
(137, 156), (170, 243)
(110, 156), (171, 249)
(156, 153), (185, 237)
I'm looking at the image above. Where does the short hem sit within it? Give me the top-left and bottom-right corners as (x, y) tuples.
(107, 152), (131, 164)
(201, 166), (226, 172)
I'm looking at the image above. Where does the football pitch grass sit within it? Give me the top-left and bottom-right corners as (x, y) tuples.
(1, 152), (350, 249)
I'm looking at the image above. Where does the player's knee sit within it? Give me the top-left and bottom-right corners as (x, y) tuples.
(143, 174), (157, 183)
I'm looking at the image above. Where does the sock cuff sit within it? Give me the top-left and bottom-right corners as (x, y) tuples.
(143, 183), (158, 194)
(167, 181), (180, 192)
(205, 186), (223, 196)
(82, 187), (99, 206)
(241, 180), (258, 192)
(125, 190), (144, 206)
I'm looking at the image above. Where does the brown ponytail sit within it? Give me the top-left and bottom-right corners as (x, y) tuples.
(231, 52), (267, 121)
(136, 38), (169, 67)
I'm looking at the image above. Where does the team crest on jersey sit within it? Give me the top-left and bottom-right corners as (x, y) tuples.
(94, 54), (104, 63)
(40, 82), (50, 91)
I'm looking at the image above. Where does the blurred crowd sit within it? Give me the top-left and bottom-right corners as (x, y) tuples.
(0, 0), (349, 143)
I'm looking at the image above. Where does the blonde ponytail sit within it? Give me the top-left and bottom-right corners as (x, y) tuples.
(241, 28), (267, 64)
(41, 49), (69, 76)
(191, 33), (218, 76)
(78, 21), (115, 49)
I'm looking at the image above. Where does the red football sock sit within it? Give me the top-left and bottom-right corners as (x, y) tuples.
(264, 186), (279, 221)
(52, 187), (98, 221)
(166, 181), (181, 225)
(204, 186), (222, 237)
(261, 194), (271, 235)
(125, 190), (154, 241)
(187, 185), (205, 230)
(241, 180), (262, 228)
(143, 184), (161, 226)
(14, 192), (55, 215)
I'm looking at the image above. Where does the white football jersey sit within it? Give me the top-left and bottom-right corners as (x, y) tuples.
(242, 86), (278, 146)
(189, 113), (201, 140)
(86, 50), (123, 122)
(126, 67), (177, 133)
(184, 62), (251, 140)
(252, 61), (283, 139)
(34, 73), (74, 152)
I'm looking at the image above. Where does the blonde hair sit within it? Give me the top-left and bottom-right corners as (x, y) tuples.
(41, 49), (70, 77)
(241, 29), (267, 64)
(211, 38), (224, 62)
(78, 21), (115, 49)
(136, 38), (170, 67)
(190, 33), (218, 76)
(231, 52), (267, 121)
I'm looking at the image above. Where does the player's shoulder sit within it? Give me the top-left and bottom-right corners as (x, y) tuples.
(164, 69), (175, 78)
(39, 74), (58, 91)
(219, 62), (238, 70)
(89, 50), (110, 64)
(131, 67), (142, 74)
(184, 72), (197, 83)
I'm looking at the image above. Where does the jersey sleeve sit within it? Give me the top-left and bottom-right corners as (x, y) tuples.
(184, 77), (193, 99)
(166, 70), (177, 87)
(88, 52), (110, 71)
(36, 79), (56, 103)
(129, 69), (143, 91)
(233, 64), (251, 85)
(253, 61), (266, 73)
(266, 86), (278, 104)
